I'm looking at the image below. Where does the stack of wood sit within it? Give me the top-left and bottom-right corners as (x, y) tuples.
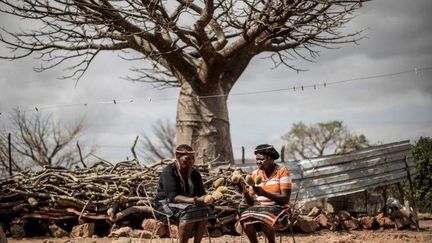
(0, 160), (244, 238)
(0, 160), (416, 238)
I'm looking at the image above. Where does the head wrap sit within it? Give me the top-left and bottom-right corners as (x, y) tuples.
(254, 144), (280, 160)
(175, 144), (195, 156)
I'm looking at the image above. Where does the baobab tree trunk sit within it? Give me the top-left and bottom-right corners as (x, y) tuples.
(176, 81), (234, 165)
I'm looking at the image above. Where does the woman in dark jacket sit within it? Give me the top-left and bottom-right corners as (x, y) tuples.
(154, 144), (212, 243)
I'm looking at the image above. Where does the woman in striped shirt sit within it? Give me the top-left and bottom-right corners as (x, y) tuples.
(237, 144), (292, 243)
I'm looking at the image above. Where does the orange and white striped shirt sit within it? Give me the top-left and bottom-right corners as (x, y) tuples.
(248, 166), (291, 206)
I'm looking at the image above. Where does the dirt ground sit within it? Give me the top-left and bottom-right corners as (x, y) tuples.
(7, 220), (432, 243)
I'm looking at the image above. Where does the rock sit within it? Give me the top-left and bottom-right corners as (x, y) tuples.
(315, 213), (331, 229)
(391, 209), (411, 229)
(336, 210), (351, 221)
(293, 215), (320, 233)
(109, 227), (132, 238)
(340, 219), (359, 230)
(111, 237), (131, 243)
(70, 222), (95, 238)
(0, 225), (7, 243)
(141, 218), (168, 237)
(49, 224), (69, 238)
(359, 216), (377, 230)
(130, 229), (153, 238)
(375, 213), (395, 229)
(10, 224), (25, 239)
(308, 206), (321, 217)
(169, 224), (178, 238)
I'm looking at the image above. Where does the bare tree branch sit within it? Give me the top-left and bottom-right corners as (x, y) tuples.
(140, 119), (176, 163)
(0, 109), (95, 175)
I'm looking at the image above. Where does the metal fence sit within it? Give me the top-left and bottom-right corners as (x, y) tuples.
(237, 140), (415, 203)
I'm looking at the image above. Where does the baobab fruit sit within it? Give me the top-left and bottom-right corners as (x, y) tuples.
(216, 186), (229, 193)
(245, 175), (255, 186)
(213, 178), (225, 188)
(255, 175), (262, 185)
(204, 195), (214, 204)
(231, 174), (242, 183)
(232, 170), (241, 176)
(211, 191), (224, 201)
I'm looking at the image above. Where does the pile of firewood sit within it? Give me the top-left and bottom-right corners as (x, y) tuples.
(0, 160), (416, 239)
(0, 159), (244, 238)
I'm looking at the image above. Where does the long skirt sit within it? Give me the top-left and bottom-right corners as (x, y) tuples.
(156, 202), (215, 225)
(236, 205), (291, 233)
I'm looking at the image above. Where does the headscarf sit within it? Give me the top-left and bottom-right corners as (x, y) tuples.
(175, 144), (195, 196)
(254, 144), (280, 160)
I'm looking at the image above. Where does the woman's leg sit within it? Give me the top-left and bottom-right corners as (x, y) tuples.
(261, 224), (276, 243)
(178, 222), (194, 243)
(193, 220), (208, 243)
(242, 222), (259, 243)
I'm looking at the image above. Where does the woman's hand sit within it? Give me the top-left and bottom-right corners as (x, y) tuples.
(252, 185), (265, 196)
(196, 195), (206, 205)
(237, 181), (246, 193)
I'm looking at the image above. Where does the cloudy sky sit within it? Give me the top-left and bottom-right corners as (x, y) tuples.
(1, 0), (431, 162)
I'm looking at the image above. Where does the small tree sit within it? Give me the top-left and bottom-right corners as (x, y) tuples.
(281, 120), (369, 160)
(0, 109), (92, 176)
(408, 137), (432, 212)
(140, 119), (176, 162)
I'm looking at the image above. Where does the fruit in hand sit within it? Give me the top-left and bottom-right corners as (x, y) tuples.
(204, 195), (214, 204)
(245, 175), (255, 186)
(255, 175), (262, 185)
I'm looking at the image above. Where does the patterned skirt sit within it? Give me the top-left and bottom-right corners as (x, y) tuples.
(156, 202), (215, 225)
(236, 205), (291, 232)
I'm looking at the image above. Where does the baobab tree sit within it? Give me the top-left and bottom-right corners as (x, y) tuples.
(0, 0), (367, 164)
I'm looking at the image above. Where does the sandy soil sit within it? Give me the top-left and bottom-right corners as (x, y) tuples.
(7, 220), (432, 243)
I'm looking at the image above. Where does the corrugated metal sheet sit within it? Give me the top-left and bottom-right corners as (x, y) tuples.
(235, 140), (415, 203)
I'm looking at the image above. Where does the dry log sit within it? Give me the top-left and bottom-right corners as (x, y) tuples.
(114, 206), (154, 222)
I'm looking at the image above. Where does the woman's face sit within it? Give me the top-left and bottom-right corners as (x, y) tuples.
(178, 153), (194, 173)
(255, 153), (273, 170)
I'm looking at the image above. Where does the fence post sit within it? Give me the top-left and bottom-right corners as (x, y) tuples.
(8, 133), (12, 176)
(404, 155), (420, 230)
(242, 146), (245, 164)
(280, 145), (285, 162)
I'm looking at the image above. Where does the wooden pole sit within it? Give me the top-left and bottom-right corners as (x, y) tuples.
(403, 155), (420, 230)
(280, 145), (285, 162)
(131, 135), (139, 161)
(364, 189), (368, 215)
(76, 140), (87, 168)
(241, 146), (245, 164)
(8, 133), (12, 176)
(382, 185), (387, 216)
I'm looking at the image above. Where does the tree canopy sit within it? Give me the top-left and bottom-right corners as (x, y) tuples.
(408, 137), (432, 212)
(281, 120), (369, 160)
